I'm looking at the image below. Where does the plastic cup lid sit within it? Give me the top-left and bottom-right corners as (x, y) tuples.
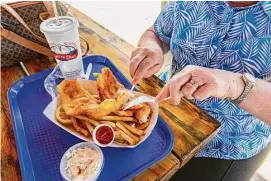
(40, 16), (78, 34)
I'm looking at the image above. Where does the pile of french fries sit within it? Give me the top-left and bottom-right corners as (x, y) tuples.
(55, 100), (151, 146)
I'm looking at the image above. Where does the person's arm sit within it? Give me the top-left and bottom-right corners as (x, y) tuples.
(129, 27), (170, 84)
(155, 66), (271, 125)
(130, 2), (175, 84)
(137, 27), (170, 55)
(231, 77), (271, 124)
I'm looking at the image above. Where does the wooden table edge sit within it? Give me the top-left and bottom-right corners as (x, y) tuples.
(178, 126), (221, 167)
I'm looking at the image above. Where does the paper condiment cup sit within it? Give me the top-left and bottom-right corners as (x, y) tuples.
(93, 124), (115, 147)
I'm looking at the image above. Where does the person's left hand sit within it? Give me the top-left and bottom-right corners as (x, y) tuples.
(155, 65), (245, 105)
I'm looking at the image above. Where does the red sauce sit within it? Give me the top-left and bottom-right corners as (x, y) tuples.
(95, 126), (114, 144)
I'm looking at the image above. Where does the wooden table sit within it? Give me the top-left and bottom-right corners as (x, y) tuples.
(1, 6), (221, 181)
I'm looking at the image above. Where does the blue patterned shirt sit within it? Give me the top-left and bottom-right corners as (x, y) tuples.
(154, 1), (271, 160)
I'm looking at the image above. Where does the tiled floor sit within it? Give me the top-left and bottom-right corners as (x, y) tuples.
(69, 2), (270, 181)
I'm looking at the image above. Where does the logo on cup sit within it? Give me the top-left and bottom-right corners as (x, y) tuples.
(51, 44), (78, 61)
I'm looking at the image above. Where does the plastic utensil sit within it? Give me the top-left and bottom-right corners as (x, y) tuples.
(128, 84), (136, 95)
(123, 96), (170, 110)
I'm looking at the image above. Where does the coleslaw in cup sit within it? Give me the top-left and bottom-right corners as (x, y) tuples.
(60, 142), (104, 181)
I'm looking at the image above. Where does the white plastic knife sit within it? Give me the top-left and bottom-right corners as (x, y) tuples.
(123, 96), (170, 110)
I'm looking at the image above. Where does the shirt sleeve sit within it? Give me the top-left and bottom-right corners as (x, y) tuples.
(153, 2), (175, 44)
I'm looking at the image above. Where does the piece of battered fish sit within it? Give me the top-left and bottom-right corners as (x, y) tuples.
(57, 79), (98, 115)
(57, 79), (94, 103)
(135, 103), (152, 124)
(97, 67), (124, 100)
(61, 97), (98, 116)
(57, 79), (129, 119)
(84, 90), (129, 118)
(65, 94), (129, 119)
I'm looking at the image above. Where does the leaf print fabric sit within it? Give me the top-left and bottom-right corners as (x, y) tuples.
(154, 1), (271, 160)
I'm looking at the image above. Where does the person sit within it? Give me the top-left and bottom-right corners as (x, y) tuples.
(129, 1), (271, 181)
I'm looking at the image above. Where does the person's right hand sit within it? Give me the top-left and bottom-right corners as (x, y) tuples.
(129, 46), (164, 84)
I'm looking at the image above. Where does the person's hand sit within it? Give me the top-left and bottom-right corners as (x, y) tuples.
(130, 46), (164, 84)
(155, 65), (245, 105)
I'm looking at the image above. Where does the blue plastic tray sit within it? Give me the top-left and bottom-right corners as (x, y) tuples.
(8, 55), (174, 181)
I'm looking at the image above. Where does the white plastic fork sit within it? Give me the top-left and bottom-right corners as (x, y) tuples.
(123, 95), (170, 110)
(128, 84), (136, 95)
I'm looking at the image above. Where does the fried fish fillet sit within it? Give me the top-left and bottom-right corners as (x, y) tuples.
(65, 96), (128, 119)
(57, 79), (129, 118)
(113, 110), (133, 117)
(57, 79), (98, 115)
(61, 97), (98, 116)
(135, 103), (152, 124)
(97, 67), (124, 100)
(78, 90), (130, 118)
(57, 79), (94, 103)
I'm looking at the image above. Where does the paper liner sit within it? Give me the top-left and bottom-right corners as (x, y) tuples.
(43, 80), (158, 148)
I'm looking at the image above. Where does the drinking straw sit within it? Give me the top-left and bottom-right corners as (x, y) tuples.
(20, 62), (30, 76)
(52, 1), (61, 25)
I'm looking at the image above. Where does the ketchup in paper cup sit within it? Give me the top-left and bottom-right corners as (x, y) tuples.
(93, 124), (115, 147)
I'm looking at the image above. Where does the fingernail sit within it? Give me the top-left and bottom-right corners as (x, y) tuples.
(132, 78), (137, 85)
(155, 96), (160, 102)
(173, 100), (179, 106)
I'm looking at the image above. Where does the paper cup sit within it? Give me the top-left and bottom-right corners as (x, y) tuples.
(40, 16), (84, 79)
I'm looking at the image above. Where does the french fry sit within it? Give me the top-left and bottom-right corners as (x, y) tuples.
(71, 117), (90, 137)
(92, 95), (100, 99)
(135, 104), (151, 123)
(79, 128), (91, 137)
(115, 135), (125, 140)
(114, 130), (124, 140)
(97, 116), (135, 122)
(128, 104), (143, 110)
(71, 117), (80, 131)
(113, 110), (133, 117)
(75, 115), (100, 126)
(119, 121), (145, 136)
(90, 95), (101, 103)
(114, 139), (126, 145)
(89, 96), (101, 104)
(77, 118), (89, 130)
(93, 73), (100, 77)
(118, 129), (136, 145)
(80, 119), (87, 127)
(93, 99), (101, 104)
(116, 122), (140, 142)
(99, 121), (116, 128)
(115, 130), (121, 137)
(85, 121), (94, 135)
(136, 122), (150, 130)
